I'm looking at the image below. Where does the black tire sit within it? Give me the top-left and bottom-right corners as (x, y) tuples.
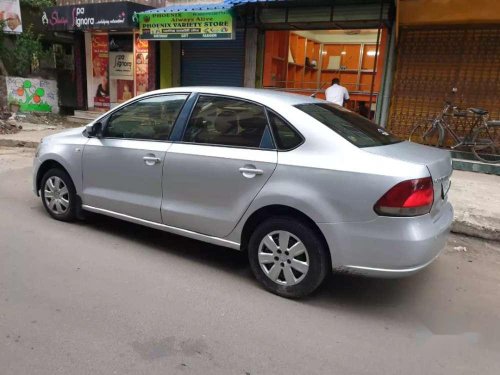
(471, 126), (500, 164)
(408, 118), (441, 147)
(40, 168), (77, 221)
(248, 216), (330, 299)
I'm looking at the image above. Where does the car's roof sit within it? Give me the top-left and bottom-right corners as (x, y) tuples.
(144, 86), (321, 106)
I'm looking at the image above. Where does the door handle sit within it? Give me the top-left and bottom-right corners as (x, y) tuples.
(239, 167), (263, 175)
(143, 155), (161, 165)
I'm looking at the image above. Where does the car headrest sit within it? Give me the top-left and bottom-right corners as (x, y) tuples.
(239, 116), (266, 130)
(214, 110), (238, 134)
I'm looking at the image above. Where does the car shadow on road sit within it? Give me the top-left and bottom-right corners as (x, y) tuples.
(75, 211), (432, 310)
(80, 212), (251, 274)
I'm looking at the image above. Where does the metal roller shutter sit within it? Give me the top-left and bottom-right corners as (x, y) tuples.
(181, 30), (245, 87)
(388, 25), (500, 139)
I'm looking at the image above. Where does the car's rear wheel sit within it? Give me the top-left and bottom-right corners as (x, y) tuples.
(40, 168), (77, 222)
(248, 217), (330, 298)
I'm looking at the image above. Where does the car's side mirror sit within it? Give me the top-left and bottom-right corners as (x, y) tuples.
(85, 122), (103, 138)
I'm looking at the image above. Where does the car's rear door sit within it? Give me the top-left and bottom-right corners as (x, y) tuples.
(82, 94), (188, 223)
(161, 94), (277, 238)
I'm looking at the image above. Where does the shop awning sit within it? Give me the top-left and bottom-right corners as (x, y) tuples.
(142, 1), (284, 14)
(140, 0), (393, 30)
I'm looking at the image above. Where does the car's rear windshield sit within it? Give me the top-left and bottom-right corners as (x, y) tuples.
(295, 103), (401, 148)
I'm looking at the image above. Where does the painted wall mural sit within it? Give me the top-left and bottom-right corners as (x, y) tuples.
(6, 77), (59, 113)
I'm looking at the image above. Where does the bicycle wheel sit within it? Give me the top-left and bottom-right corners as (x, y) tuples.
(408, 119), (441, 147)
(471, 126), (500, 164)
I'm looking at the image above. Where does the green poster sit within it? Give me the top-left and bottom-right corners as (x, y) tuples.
(138, 10), (234, 41)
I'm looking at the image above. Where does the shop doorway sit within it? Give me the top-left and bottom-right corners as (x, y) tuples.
(262, 29), (387, 119)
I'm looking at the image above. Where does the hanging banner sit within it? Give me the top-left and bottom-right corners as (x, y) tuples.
(1, 0), (23, 33)
(91, 34), (110, 109)
(135, 34), (149, 96)
(138, 10), (234, 40)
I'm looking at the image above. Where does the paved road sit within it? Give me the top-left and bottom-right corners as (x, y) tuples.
(1, 147), (500, 375)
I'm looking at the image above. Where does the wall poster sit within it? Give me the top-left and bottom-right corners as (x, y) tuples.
(91, 34), (110, 109)
(135, 34), (149, 96)
(1, 0), (22, 33)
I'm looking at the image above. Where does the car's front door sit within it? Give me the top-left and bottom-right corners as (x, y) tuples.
(162, 95), (278, 238)
(82, 94), (188, 223)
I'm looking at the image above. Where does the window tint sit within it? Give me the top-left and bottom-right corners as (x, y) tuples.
(295, 103), (401, 147)
(104, 95), (187, 140)
(267, 111), (303, 150)
(183, 95), (268, 148)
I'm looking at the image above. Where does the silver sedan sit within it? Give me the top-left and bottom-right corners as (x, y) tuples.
(33, 87), (453, 298)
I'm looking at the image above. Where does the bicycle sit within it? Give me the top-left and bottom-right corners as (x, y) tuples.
(409, 102), (500, 164)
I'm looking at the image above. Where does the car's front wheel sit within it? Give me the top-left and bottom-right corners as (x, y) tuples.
(248, 217), (330, 298)
(40, 168), (77, 222)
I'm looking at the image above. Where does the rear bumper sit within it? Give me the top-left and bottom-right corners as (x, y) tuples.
(318, 202), (453, 278)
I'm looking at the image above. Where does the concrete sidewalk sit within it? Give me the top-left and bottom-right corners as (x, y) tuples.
(449, 171), (500, 241)
(1, 126), (499, 241)
(0, 123), (69, 148)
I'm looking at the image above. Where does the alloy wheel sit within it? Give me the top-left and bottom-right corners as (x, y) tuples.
(44, 176), (70, 215)
(258, 230), (310, 286)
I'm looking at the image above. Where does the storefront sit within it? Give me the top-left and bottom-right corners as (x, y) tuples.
(138, 4), (245, 88)
(138, 0), (394, 121)
(262, 29), (388, 116)
(42, 1), (153, 110)
(388, 0), (500, 138)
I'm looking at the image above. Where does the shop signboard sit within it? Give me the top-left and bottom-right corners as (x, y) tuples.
(1, 0), (22, 33)
(41, 2), (152, 31)
(138, 10), (234, 40)
(109, 52), (134, 79)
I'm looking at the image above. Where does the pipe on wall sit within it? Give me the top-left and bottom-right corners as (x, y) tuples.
(377, 25), (397, 127)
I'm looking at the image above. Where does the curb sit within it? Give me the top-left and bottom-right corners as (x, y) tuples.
(0, 139), (39, 148)
(452, 221), (500, 242)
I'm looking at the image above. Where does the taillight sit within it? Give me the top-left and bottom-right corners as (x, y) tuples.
(374, 177), (434, 217)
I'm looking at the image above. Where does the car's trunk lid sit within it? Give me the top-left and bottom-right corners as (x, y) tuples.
(364, 141), (452, 213)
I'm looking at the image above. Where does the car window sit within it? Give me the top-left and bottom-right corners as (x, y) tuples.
(104, 94), (188, 140)
(267, 111), (303, 150)
(183, 95), (269, 148)
(295, 103), (401, 148)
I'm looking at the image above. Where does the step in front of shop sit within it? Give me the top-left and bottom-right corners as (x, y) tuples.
(452, 151), (500, 176)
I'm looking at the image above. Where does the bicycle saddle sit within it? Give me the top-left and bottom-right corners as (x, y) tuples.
(470, 107), (488, 115)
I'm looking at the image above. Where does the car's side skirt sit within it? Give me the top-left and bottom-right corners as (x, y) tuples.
(81, 205), (241, 250)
